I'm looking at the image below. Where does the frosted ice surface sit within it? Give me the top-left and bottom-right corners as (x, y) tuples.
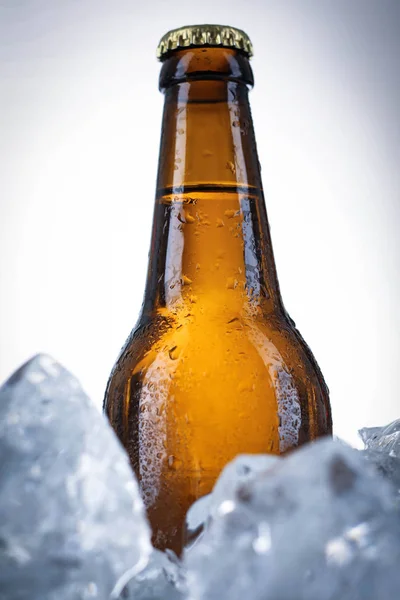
(0, 354), (152, 600)
(185, 439), (400, 600)
(359, 419), (400, 458)
(359, 419), (400, 494)
(184, 495), (212, 549)
(211, 454), (280, 513)
(111, 549), (186, 600)
(361, 449), (400, 496)
(184, 454), (278, 550)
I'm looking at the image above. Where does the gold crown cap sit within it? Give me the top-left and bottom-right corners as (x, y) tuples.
(156, 24), (253, 60)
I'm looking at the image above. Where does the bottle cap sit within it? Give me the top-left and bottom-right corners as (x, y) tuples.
(156, 24), (253, 60)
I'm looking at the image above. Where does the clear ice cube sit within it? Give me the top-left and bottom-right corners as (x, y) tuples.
(111, 549), (186, 600)
(0, 354), (152, 600)
(185, 439), (400, 600)
(184, 454), (278, 550)
(359, 419), (400, 458)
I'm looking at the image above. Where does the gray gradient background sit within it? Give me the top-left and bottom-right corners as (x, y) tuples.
(0, 1), (399, 446)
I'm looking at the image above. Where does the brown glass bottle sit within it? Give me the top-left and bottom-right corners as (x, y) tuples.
(104, 25), (332, 554)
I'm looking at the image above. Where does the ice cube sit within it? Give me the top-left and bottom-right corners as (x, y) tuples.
(0, 354), (152, 600)
(211, 454), (280, 513)
(361, 449), (400, 495)
(185, 439), (400, 600)
(111, 549), (186, 599)
(184, 495), (212, 549)
(359, 419), (400, 457)
(184, 454), (278, 550)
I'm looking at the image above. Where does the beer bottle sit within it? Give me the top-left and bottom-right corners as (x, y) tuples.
(104, 24), (332, 553)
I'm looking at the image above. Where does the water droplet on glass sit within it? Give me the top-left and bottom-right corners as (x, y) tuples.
(181, 275), (192, 285)
(185, 212), (195, 224)
(169, 346), (179, 360)
(216, 218), (225, 228)
(224, 209), (236, 219)
(226, 161), (235, 174)
(238, 380), (255, 393)
(226, 277), (238, 290)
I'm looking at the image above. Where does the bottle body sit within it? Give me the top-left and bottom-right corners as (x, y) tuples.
(105, 188), (331, 553)
(104, 43), (332, 553)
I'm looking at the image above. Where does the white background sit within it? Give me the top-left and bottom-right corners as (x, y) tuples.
(1, 0), (399, 446)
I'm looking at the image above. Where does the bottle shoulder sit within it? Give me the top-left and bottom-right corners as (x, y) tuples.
(104, 305), (332, 443)
(109, 306), (327, 392)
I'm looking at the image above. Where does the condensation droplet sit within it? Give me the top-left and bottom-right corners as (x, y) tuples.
(216, 218), (225, 228)
(226, 161), (235, 174)
(227, 317), (239, 324)
(226, 277), (238, 290)
(238, 380), (255, 393)
(169, 346), (179, 360)
(185, 212), (195, 224)
(181, 275), (192, 285)
(224, 209), (236, 218)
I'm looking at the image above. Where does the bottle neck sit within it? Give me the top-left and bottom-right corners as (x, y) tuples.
(156, 78), (262, 190)
(142, 49), (283, 318)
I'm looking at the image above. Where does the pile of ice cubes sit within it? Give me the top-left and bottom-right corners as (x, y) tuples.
(1, 355), (399, 600)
